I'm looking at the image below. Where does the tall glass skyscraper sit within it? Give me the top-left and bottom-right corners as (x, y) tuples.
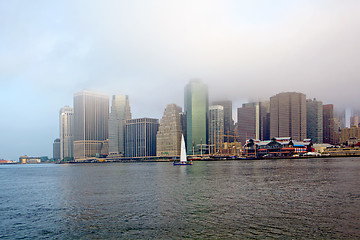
(59, 106), (74, 160)
(184, 80), (208, 155)
(73, 91), (109, 160)
(108, 95), (131, 156)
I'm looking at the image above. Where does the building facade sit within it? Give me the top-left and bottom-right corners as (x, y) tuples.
(53, 138), (60, 161)
(323, 104), (335, 144)
(73, 91), (109, 160)
(270, 92), (307, 141)
(306, 99), (323, 143)
(340, 126), (360, 145)
(60, 106), (74, 160)
(156, 104), (183, 157)
(212, 100), (234, 142)
(237, 101), (269, 144)
(351, 115), (359, 127)
(208, 105), (224, 154)
(125, 118), (159, 157)
(184, 80), (209, 155)
(108, 95), (131, 156)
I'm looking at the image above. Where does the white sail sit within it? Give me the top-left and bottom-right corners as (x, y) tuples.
(180, 134), (187, 163)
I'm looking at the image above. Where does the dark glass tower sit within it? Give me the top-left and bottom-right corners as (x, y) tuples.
(306, 98), (323, 143)
(125, 118), (159, 157)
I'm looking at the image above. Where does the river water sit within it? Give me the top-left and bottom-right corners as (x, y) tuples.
(1, 158), (360, 239)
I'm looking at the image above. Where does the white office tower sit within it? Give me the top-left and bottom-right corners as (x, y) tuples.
(109, 95), (131, 156)
(60, 106), (74, 160)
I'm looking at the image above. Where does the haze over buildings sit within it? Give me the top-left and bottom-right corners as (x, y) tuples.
(1, 1), (360, 160)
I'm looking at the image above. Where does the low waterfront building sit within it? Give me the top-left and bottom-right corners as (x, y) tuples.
(244, 137), (313, 158)
(19, 155), (41, 164)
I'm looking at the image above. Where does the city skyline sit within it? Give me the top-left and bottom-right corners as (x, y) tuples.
(1, 1), (360, 160)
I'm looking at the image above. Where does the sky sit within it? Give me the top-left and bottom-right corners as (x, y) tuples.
(1, 0), (360, 160)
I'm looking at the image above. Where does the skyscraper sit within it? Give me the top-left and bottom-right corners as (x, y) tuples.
(156, 104), (183, 157)
(184, 80), (208, 155)
(237, 101), (269, 144)
(323, 104), (334, 144)
(59, 106), (74, 160)
(306, 99), (323, 143)
(212, 100), (234, 141)
(208, 105), (224, 154)
(125, 118), (159, 157)
(270, 92), (307, 141)
(73, 91), (109, 160)
(53, 138), (60, 161)
(108, 95), (131, 156)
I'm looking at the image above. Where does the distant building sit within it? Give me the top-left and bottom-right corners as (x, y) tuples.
(125, 118), (159, 157)
(53, 138), (60, 161)
(184, 80), (208, 155)
(60, 106), (74, 160)
(108, 95), (131, 156)
(156, 104), (183, 157)
(212, 100), (234, 142)
(237, 101), (269, 144)
(73, 91), (109, 160)
(340, 126), (360, 145)
(306, 99), (323, 143)
(323, 104), (335, 144)
(19, 155), (41, 164)
(208, 105), (224, 154)
(351, 115), (359, 127)
(270, 92), (307, 141)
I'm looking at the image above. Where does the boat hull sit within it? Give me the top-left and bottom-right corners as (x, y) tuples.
(173, 162), (193, 165)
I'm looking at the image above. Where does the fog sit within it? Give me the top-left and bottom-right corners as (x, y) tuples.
(1, 0), (359, 160)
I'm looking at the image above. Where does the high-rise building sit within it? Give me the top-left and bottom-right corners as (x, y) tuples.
(208, 105), (224, 154)
(262, 101), (271, 141)
(108, 95), (131, 156)
(125, 118), (159, 157)
(53, 138), (60, 161)
(306, 99), (323, 143)
(60, 106), (74, 160)
(351, 115), (359, 127)
(73, 91), (109, 160)
(270, 92), (307, 141)
(212, 100), (234, 141)
(184, 80), (209, 155)
(156, 104), (183, 157)
(237, 101), (269, 144)
(323, 104), (335, 144)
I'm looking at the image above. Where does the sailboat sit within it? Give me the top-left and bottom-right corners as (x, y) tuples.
(173, 134), (193, 165)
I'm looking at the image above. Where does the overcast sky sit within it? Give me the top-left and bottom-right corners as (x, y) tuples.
(1, 0), (359, 160)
